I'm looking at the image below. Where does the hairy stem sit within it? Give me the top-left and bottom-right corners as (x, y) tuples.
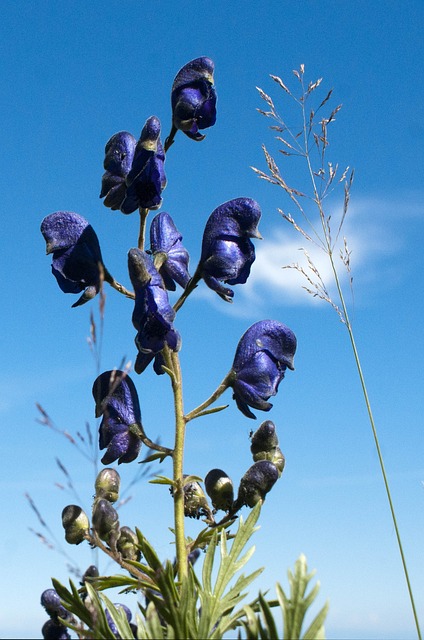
(163, 346), (188, 581)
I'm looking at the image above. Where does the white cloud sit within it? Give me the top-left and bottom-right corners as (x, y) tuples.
(197, 194), (420, 318)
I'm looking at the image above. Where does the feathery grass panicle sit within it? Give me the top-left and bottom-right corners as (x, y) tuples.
(253, 64), (422, 640)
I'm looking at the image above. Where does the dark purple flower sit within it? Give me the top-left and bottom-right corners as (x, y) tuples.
(41, 211), (105, 307)
(120, 116), (166, 213)
(40, 589), (68, 620)
(42, 619), (71, 640)
(171, 57), (217, 141)
(231, 320), (297, 419)
(100, 131), (137, 210)
(149, 212), (190, 290)
(92, 370), (142, 464)
(128, 248), (181, 374)
(199, 197), (262, 302)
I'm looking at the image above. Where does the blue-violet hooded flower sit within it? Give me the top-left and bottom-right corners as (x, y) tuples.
(40, 211), (105, 307)
(120, 116), (166, 213)
(199, 197), (262, 302)
(93, 370), (142, 464)
(231, 320), (297, 419)
(171, 57), (217, 141)
(100, 131), (137, 210)
(128, 248), (181, 374)
(149, 212), (190, 290)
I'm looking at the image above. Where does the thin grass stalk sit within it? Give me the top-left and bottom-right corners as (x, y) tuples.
(301, 98), (422, 639)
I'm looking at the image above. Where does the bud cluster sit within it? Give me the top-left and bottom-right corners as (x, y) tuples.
(172, 420), (285, 522)
(40, 588), (73, 640)
(61, 469), (141, 562)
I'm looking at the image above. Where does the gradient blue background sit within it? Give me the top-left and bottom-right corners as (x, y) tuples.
(1, 1), (423, 638)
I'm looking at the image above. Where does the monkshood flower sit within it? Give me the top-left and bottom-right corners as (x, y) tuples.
(204, 468), (234, 512)
(230, 320), (297, 419)
(100, 131), (137, 210)
(128, 248), (181, 374)
(92, 370), (142, 465)
(92, 499), (120, 545)
(199, 197), (262, 302)
(41, 211), (105, 307)
(171, 57), (217, 141)
(120, 116), (166, 213)
(149, 211), (191, 290)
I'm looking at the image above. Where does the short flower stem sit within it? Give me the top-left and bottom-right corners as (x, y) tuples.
(185, 371), (234, 422)
(173, 266), (202, 313)
(103, 268), (135, 300)
(163, 346), (188, 581)
(138, 208), (149, 250)
(164, 125), (178, 153)
(86, 531), (155, 587)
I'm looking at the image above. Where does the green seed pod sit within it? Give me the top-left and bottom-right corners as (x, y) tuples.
(61, 505), (89, 545)
(182, 479), (211, 519)
(237, 460), (279, 508)
(117, 526), (141, 562)
(250, 420), (279, 456)
(204, 468), (234, 511)
(94, 468), (121, 503)
(92, 498), (120, 543)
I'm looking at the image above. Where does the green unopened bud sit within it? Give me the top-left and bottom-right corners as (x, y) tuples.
(204, 468), (234, 511)
(117, 526), (141, 562)
(92, 498), (120, 544)
(237, 461), (279, 508)
(62, 505), (89, 545)
(250, 420), (279, 456)
(82, 565), (99, 581)
(95, 468), (121, 503)
(180, 477), (211, 520)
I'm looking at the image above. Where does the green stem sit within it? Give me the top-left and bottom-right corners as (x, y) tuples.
(163, 346), (188, 581)
(301, 96), (421, 639)
(103, 268), (135, 300)
(138, 207), (149, 250)
(164, 124), (178, 153)
(173, 265), (202, 313)
(185, 371), (234, 422)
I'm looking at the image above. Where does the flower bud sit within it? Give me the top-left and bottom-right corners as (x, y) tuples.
(92, 499), (120, 544)
(95, 468), (121, 503)
(117, 526), (141, 562)
(40, 589), (68, 620)
(82, 565), (99, 582)
(237, 461), (279, 508)
(171, 477), (211, 519)
(250, 420), (279, 455)
(204, 468), (234, 512)
(61, 505), (89, 545)
(42, 619), (71, 640)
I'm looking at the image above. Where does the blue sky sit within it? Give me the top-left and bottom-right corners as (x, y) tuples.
(1, 1), (424, 638)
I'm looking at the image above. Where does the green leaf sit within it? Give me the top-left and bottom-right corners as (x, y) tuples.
(149, 475), (174, 486)
(100, 593), (135, 639)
